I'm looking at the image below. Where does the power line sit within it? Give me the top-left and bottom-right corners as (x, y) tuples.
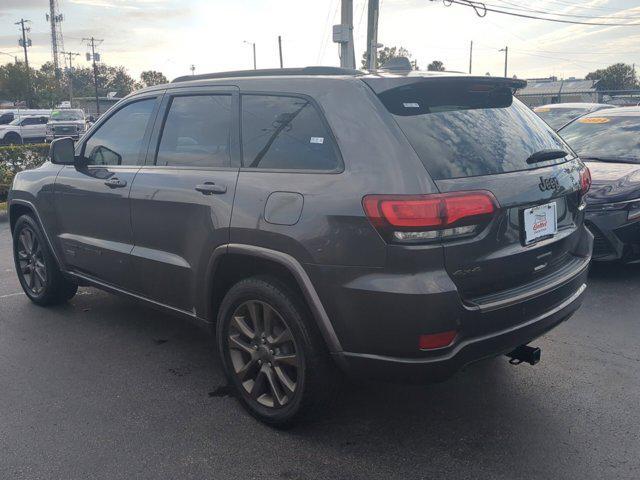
(434, 0), (640, 26)
(491, 0), (640, 20)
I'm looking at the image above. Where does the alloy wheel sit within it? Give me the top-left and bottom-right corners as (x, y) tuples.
(16, 226), (47, 295)
(227, 300), (300, 408)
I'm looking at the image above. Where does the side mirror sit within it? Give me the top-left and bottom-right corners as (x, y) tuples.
(50, 137), (76, 165)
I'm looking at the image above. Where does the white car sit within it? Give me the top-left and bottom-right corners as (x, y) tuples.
(0, 115), (50, 145)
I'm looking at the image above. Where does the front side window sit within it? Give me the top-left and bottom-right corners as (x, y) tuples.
(156, 95), (232, 168)
(83, 98), (155, 166)
(241, 95), (340, 171)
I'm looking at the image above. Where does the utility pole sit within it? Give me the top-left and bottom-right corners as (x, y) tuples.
(365, 0), (380, 70)
(15, 19), (32, 107)
(333, 0), (355, 69)
(469, 40), (473, 74)
(500, 46), (508, 77)
(61, 51), (79, 107)
(278, 36), (283, 68)
(46, 0), (65, 79)
(243, 41), (256, 69)
(83, 37), (103, 115)
(190, 64), (196, 75)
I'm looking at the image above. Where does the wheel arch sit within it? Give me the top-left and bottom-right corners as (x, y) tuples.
(204, 244), (343, 354)
(9, 199), (63, 269)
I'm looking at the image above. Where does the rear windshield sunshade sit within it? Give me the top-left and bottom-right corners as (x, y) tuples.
(374, 79), (573, 180)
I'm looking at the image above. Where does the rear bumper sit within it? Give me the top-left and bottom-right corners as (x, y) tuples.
(333, 273), (586, 382)
(312, 227), (592, 382)
(586, 210), (640, 262)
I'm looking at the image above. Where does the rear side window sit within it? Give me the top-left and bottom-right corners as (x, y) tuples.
(378, 81), (571, 180)
(83, 98), (155, 166)
(241, 95), (340, 171)
(156, 95), (232, 168)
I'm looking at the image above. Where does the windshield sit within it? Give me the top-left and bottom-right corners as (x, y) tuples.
(50, 109), (84, 121)
(378, 82), (571, 180)
(534, 107), (589, 130)
(559, 115), (640, 164)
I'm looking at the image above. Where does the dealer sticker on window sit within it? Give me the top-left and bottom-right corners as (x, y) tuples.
(523, 202), (557, 244)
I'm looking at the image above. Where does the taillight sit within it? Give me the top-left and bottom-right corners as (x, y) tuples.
(362, 191), (498, 244)
(580, 166), (591, 195)
(419, 330), (458, 350)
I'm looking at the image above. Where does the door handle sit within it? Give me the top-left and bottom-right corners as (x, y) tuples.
(104, 178), (127, 188)
(195, 182), (227, 195)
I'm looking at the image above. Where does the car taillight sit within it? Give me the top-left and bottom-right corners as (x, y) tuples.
(362, 191), (498, 244)
(419, 330), (458, 350)
(580, 166), (591, 195)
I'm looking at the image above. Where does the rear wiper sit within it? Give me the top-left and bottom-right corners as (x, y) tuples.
(526, 149), (568, 164)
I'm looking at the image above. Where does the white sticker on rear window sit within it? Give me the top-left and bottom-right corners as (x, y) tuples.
(310, 137), (324, 144)
(403, 102), (420, 108)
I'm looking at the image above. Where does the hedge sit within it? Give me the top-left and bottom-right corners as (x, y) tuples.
(0, 143), (49, 201)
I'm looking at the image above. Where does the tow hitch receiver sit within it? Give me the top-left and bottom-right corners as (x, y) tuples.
(506, 345), (541, 366)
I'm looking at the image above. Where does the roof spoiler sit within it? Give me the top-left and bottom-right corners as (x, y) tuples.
(363, 75), (527, 94)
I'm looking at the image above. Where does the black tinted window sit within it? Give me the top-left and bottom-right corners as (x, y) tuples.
(559, 115), (640, 163)
(241, 95), (339, 170)
(83, 98), (155, 166)
(379, 81), (571, 180)
(156, 95), (232, 168)
(21, 117), (44, 126)
(0, 113), (14, 124)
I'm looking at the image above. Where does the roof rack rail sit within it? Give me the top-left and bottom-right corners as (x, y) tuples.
(172, 66), (364, 83)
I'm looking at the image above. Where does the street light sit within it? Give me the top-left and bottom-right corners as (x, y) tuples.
(0, 51), (18, 63)
(499, 46), (508, 78)
(243, 40), (256, 70)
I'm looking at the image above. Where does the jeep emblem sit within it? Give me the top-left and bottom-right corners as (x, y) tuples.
(538, 176), (559, 192)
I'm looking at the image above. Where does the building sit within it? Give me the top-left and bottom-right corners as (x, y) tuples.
(73, 96), (121, 118)
(516, 77), (601, 107)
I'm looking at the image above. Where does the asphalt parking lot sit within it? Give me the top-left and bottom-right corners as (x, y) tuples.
(0, 220), (639, 480)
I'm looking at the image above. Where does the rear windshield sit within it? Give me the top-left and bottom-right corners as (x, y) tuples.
(534, 107), (588, 130)
(559, 115), (640, 164)
(377, 81), (571, 180)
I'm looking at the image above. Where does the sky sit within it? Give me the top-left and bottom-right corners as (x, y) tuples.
(2, 0), (640, 82)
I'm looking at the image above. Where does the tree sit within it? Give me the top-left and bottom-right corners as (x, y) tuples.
(586, 63), (638, 91)
(140, 70), (168, 87)
(0, 62), (31, 105)
(360, 46), (418, 70)
(427, 60), (445, 72)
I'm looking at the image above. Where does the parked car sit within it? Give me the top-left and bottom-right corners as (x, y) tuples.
(533, 102), (615, 130)
(8, 68), (593, 426)
(46, 109), (89, 142)
(0, 109), (52, 126)
(0, 115), (50, 144)
(558, 107), (640, 262)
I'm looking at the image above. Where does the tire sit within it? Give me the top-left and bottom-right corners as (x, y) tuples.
(216, 276), (335, 427)
(13, 214), (78, 306)
(4, 132), (23, 145)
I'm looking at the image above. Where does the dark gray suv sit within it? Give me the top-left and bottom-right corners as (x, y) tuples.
(8, 68), (593, 426)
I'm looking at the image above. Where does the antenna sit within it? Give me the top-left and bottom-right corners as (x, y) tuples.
(47, 0), (65, 78)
